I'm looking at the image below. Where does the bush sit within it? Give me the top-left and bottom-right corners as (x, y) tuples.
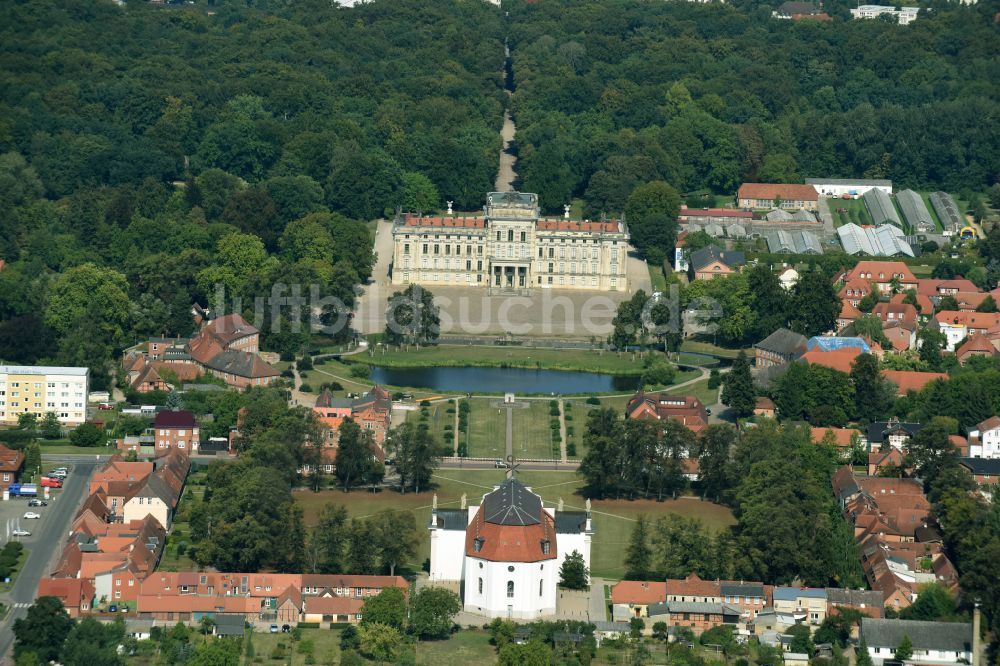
(586, 396), (601, 405)
(708, 369), (721, 389)
(280, 369), (294, 379)
(457, 443), (467, 457)
(297, 357), (313, 371)
(299, 383), (313, 393)
(280, 352), (295, 362)
(297, 622), (320, 629)
(350, 364), (372, 379)
(321, 381), (344, 391)
(567, 442), (577, 457)
(419, 400), (431, 407)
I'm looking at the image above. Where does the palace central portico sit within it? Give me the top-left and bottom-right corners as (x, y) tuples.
(390, 191), (630, 293)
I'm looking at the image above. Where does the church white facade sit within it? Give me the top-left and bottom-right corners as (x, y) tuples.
(428, 478), (593, 620)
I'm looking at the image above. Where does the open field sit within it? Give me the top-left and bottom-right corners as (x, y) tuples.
(246, 629), (342, 665)
(293, 469), (734, 580)
(414, 629), (497, 662)
(353, 345), (645, 376)
(648, 264), (667, 293)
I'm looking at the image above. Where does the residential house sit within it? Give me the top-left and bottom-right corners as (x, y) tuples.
(665, 573), (721, 603)
(881, 321), (916, 353)
(889, 292), (933, 317)
(840, 262), (917, 294)
(152, 410), (199, 455)
(916, 278), (980, 298)
(689, 246), (745, 281)
(626, 391), (708, 433)
(754, 397), (776, 418)
(825, 588), (883, 619)
(737, 183), (818, 211)
(754, 328), (807, 369)
(958, 458), (1000, 494)
(37, 578), (96, 618)
(0, 444), (25, 491)
(881, 370), (947, 397)
(871, 303), (917, 327)
(859, 618), (972, 666)
(773, 587), (827, 626)
(811, 427), (860, 452)
(611, 580), (667, 619)
(868, 448), (905, 476)
(864, 420), (923, 451)
(933, 311), (1000, 351)
(956, 333), (997, 365)
(658, 601), (741, 633)
(837, 301), (862, 332)
(839, 277), (874, 308)
(967, 416), (1000, 459)
(777, 267), (799, 290)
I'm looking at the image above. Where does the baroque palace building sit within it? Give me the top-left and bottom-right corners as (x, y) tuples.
(390, 191), (630, 292)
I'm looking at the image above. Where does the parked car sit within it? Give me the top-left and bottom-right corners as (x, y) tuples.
(98, 402), (114, 410)
(48, 470), (68, 479)
(109, 605), (118, 613)
(269, 624), (279, 633)
(23, 512), (40, 520)
(494, 459), (508, 469)
(12, 529), (30, 537)
(40, 477), (62, 488)
(27, 499), (47, 507)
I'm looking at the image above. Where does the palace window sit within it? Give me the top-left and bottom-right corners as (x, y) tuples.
(548, 248), (554, 258)
(422, 244), (428, 254)
(479, 578), (483, 594)
(520, 231), (526, 242)
(404, 244), (410, 254)
(496, 231), (502, 241)
(507, 581), (514, 598)
(508, 230), (514, 242)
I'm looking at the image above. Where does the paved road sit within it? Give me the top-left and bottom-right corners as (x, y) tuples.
(0, 460), (98, 660)
(588, 577), (608, 622)
(495, 110), (517, 192)
(440, 459), (579, 472)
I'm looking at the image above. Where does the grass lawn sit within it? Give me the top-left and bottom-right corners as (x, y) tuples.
(677, 353), (719, 367)
(648, 264), (667, 293)
(157, 478), (205, 572)
(41, 444), (117, 456)
(0, 547), (29, 593)
(294, 469), (734, 580)
(354, 345), (644, 376)
(246, 628), (342, 665)
(407, 401), (457, 453)
(415, 629), (496, 664)
(466, 399), (507, 459)
(830, 197), (874, 227)
(514, 401), (561, 459)
(664, 377), (718, 408)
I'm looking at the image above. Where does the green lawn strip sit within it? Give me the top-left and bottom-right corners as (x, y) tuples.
(512, 401), (561, 460)
(244, 628), (342, 665)
(648, 264), (667, 292)
(294, 470), (734, 581)
(353, 346), (644, 376)
(415, 629), (497, 662)
(663, 377), (718, 408)
(0, 547), (29, 593)
(41, 445), (115, 456)
(677, 353), (719, 367)
(466, 399), (507, 459)
(919, 191), (945, 231)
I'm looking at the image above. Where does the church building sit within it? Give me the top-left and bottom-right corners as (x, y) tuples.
(391, 191), (630, 292)
(428, 478), (593, 620)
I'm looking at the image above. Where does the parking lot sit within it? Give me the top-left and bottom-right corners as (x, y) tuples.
(0, 466), (71, 541)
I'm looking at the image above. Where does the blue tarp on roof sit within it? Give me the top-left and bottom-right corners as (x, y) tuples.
(806, 337), (871, 353)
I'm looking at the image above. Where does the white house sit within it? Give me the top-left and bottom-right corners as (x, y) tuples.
(777, 267), (799, 290)
(860, 618), (972, 666)
(806, 179), (892, 198)
(933, 312), (1000, 351)
(429, 478), (592, 620)
(968, 416), (1000, 459)
(122, 475), (174, 529)
(850, 5), (919, 24)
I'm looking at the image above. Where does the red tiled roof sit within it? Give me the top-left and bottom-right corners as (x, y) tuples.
(612, 580), (667, 605)
(0, 445), (24, 473)
(665, 573), (720, 598)
(202, 314), (258, 346)
(839, 301), (861, 321)
(812, 427), (860, 448)
(882, 370), (948, 395)
(536, 219), (622, 233)
(738, 183), (817, 202)
(38, 577), (95, 610)
(845, 262), (918, 285)
(872, 302), (917, 324)
(915, 278), (980, 296)
(304, 596), (364, 616)
(678, 207), (752, 219)
(934, 311), (1000, 329)
(403, 215), (486, 228)
(956, 333), (996, 360)
(465, 507), (558, 563)
(800, 347), (862, 374)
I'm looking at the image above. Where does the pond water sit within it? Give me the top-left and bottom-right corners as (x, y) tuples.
(367, 365), (640, 395)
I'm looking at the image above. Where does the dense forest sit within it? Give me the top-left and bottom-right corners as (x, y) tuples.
(509, 0), (1000, 215)
(0, 0), (505, 383)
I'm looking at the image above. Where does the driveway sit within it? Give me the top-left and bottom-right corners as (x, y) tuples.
(0, 460), (99, 660)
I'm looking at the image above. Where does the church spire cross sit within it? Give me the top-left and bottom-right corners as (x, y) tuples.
(505, 454), (521, 480)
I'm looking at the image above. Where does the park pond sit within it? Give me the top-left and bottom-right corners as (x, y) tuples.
(368, 365), (641, 394)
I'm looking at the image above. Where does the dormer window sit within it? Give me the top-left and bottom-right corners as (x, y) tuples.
(473, 537), (484, 553)
(541, 539), (550, 555)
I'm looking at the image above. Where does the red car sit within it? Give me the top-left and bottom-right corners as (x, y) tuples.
(39, 477), (62, 488)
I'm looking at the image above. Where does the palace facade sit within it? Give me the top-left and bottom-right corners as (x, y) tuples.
(390, 192), (630, 292)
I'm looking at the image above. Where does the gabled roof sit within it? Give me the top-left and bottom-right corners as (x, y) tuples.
(203, 350), (279, 379)
(153, 410), (197, 429)
(201, 314), (258, 346)
(738, 183), (818, 202)
(0, 445), (24, 473)
(882, 370), (948, 395)
(959, 457), (1000, 476)
(800, 348), (861, 374)
(956, 333), (996, 359)
(861, 618), (971, 652)
(689, 245), (745, 272)
(974, 415), (1000, 433)
(611, 580), (667, 605)
(665, 573), (720, 598)
(755, 328), (808, 357)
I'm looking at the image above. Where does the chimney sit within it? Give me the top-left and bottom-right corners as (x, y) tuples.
(972, 603), (981, 666)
